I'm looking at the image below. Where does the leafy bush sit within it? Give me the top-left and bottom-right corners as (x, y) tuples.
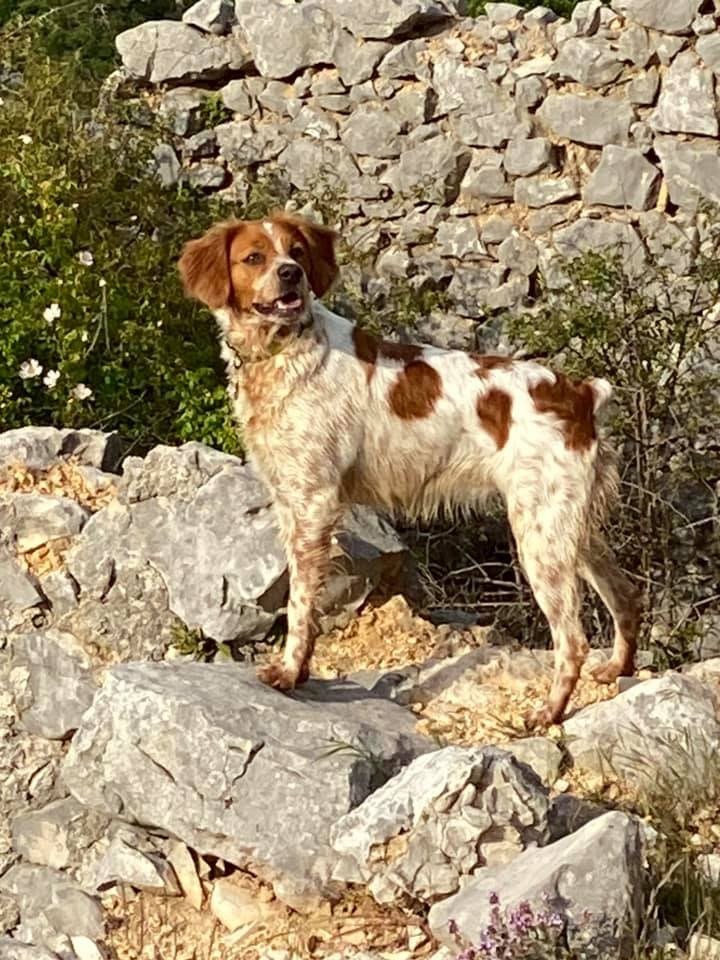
(507, 217), (720, 663)
(0, 0), (181, 78)
(0, 22), (250, 453)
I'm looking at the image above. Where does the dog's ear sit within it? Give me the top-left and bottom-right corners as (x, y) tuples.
(274, 212), (339, 298)
(178, 221), (238, 309)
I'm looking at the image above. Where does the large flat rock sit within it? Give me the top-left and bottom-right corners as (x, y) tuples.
(0, 428), (122, 473)
(115, 20), (251, 84)
(62, 662), (431, 906)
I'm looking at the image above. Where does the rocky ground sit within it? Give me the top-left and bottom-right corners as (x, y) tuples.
(2, 426), (720, 960)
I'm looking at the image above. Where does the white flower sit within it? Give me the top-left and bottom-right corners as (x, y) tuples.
(71, 383), (93, 401)
(98, 278), (106, 288)
(80, 330), (89, 343)
(19, 358), (43, 380)
(77, 251), (94, 267)
(43, 369), (60, 390)
(18, 134), (32, 145)
(42, 302), (61, 325)
(0, 98), (5, 107)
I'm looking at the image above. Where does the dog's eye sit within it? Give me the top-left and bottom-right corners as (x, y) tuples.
(244, 252), (265, 266)
(289, 245), (304, 262)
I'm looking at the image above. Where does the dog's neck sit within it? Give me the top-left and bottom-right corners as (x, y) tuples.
(214, 304), (320, 370)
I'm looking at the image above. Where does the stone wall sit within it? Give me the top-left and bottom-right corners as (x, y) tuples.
(114, 0), (720, 344)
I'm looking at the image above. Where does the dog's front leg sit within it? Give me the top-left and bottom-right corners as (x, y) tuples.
(257, 488), (342, 692)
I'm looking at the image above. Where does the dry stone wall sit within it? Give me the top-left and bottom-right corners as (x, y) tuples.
(114, 0), (720, 345)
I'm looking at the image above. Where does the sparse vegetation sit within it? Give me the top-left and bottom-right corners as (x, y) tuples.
(469, 0), (582, 18)
(566, 729), (720, 951)
(507, 218), (720, 663)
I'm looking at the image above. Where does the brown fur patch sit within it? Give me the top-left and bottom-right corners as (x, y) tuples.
(379, 341), (423, 363)
(529, 373), (597, 451)
(352, 327), (379, 381)
(476, 387), (512, 449)
(178, 221), (238, 309)
(388, 361), (442, 420)
(270, 211), (338, 297)
(471, 354), (513, 377)
(351, 329), (425, 381)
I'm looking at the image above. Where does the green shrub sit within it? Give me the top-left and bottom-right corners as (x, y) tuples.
(0, 24), (253, 454)
(0, 0), (181, 78)
(507, 217), (720, 662)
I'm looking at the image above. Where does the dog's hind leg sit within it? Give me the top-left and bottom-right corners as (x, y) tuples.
(579, 534), (640, 684)
(257, 488), (342, 692)
(507, 479), (590, 727)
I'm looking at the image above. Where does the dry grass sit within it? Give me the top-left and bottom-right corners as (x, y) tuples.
(16, 535), (75, 577)
(313, 597), (619, 747)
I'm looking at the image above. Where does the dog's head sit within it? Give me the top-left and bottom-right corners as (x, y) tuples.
(178, 212), (338, 335)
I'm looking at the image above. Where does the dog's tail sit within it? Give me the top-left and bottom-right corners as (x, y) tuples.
(587, 378), (620, 531)
(588, 376), (613, 414)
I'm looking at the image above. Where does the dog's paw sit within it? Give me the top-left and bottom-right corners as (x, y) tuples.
(591, 659), (633, 686)
(524, 699), (567, 732)
(256, 660), (299, 692)
(524, 704), (554, 732)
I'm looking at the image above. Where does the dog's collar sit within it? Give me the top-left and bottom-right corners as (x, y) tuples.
(226, 316), (314, 368)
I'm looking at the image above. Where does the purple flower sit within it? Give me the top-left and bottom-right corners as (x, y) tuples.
(453, 892), (566, 960)
(477, 932), (497, 956)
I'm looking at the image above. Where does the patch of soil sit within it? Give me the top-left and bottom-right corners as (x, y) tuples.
(0, 459), (117, 575)
(105, 881), (429, 960)
(312, 594), (492, 676)
(0, 459), (117, 511)
(313, 596), (619, 749)
(414, 658), (619, 746)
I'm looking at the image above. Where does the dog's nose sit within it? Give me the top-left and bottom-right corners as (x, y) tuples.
(278, 262), (303, 284)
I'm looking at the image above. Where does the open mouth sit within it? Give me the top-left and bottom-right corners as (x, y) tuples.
(253, 291), (305, 320)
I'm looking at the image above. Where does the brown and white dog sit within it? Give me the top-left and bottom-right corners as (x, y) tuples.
(179, 211), (640, 726)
